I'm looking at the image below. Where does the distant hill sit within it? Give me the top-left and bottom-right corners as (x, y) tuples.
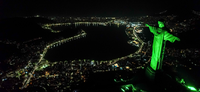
(26, 17), (56, 24)
(0, 17), (52, 42)
(151, 5), (199, 22)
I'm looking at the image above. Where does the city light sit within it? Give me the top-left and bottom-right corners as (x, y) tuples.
(1, 15), (200, 92)
(187, 86), (197, 91)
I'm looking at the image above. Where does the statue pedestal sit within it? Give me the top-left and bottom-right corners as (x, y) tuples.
(145, 65), (156, 82)
(145, 65), (164, 82)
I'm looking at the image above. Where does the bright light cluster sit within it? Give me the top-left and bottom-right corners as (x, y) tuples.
(120, 84), (137, 92)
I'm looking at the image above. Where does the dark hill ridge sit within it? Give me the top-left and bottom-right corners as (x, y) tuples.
(152, 5), (199, 21)
(158, 8), (193, 16)
(0, 17), (52, 42)
(26, 17), (56, 24)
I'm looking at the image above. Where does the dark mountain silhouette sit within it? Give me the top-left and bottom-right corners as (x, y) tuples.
(26, 17), (56, 24)
(152, 5), (199, 22)
(0, 17), (52, 42)
(157, 7), (193, 15)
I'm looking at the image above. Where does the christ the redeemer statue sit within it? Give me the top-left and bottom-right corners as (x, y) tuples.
(145, 19), (180, 71)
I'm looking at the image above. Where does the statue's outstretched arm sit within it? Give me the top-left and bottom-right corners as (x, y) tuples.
(145, 24), (158, 35)
(164, 31), (180, 43)
(145, 24), (150, 27)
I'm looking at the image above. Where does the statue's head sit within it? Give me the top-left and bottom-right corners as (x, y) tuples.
(158, 19), (165, 28)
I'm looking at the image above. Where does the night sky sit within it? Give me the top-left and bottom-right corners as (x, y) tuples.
(0, 0), (199, 18)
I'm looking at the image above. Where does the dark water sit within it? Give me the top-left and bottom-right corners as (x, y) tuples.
(44, 25), (138, 61)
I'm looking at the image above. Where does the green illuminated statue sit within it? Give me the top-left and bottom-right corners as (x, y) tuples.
(145, 19), (180, 71)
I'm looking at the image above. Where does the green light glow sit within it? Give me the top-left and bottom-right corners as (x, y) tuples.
(121, 84), (136, 92)
(125, 87), (129, 90)
(146, 21), (180, 71)
(114, 79), (117, 82)
(121, 88), (125, 92)
(187, 86), (197, 91)
(180, 79), (185, 84)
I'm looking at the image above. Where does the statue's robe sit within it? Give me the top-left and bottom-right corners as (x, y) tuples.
(149, 26), (177, 71)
